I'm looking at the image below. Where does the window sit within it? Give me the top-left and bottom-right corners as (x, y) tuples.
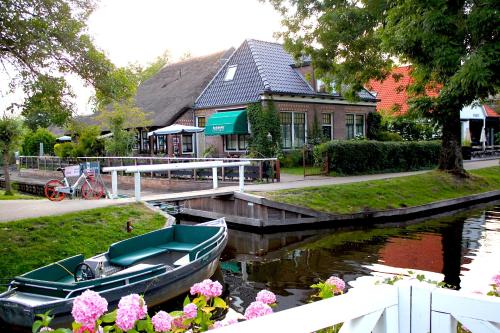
(224, 65), (237, 81)
(182, 135), (193, 153)
(196, 116), (206, 128)
(317, 79), (326, 93)
(322, 113), (333, 140)
(355, 115), (365, 137)
(134, 132), (140, 150)
(141, 130), (149, 151)
(346, 114), (365, 139)
(238, 134), (249, 150)
(224, 134), (249, 151)
(280, 112), (292, 149)
(293, 113), (306, 148)
(157, 135), (166, 153)
(280, 112), (306, 149)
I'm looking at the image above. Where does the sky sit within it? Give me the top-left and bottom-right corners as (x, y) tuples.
(1, 0), (284, 116)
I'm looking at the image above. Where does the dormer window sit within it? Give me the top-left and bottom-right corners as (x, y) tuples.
(224, 65), (237, 81)
(316, 79), (326, 93)
(316, 79), (338, 94)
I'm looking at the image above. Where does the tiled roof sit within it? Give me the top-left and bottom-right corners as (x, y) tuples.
(367, 66), (439, 115)
(484, 104), (500, 118)
(195, 39), (375, 109)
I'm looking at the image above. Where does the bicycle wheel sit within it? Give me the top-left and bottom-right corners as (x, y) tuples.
(81, 178), (105, 200)
(44, 179), (65, 201)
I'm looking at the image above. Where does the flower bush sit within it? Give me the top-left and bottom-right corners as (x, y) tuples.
(311, 275), (346, 299)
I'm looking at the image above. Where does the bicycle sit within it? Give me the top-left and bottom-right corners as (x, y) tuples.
(44, 166), (105, 201)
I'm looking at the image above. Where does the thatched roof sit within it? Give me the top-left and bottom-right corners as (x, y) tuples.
(51, 48), (234, 135)
(136, 48), (234, 126)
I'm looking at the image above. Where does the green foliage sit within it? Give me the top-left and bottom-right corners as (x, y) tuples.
(97, 99), (151, 156)
(1, 0), (136, 119)
(129, 50), (170, 84)
(202, 145), (217, 158)
(279, 150), (303, 168)
(21, 128), (56, 156)
(54, 142), (76, 158)
(495, 132), (500, 145)
(0, 117), (24, 195)
(384, 115), (441, 141)
(74, 125), (103, 156)
(247, 102), (282, 158)
(269, 0), (499, 172)
(377, 131), (403, 142)
(21, 76), (74, 130)
(314, 140), (441, 175)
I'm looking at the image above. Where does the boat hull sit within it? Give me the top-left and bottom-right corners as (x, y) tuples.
(0, 224), (227, 328)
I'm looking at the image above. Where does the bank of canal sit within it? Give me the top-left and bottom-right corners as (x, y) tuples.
(212, 202), (500, 314)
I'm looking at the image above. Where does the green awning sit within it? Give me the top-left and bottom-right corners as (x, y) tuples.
(205, 110), (249, 136)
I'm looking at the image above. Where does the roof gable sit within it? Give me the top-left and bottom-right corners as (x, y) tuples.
(195, 40), (267, 108)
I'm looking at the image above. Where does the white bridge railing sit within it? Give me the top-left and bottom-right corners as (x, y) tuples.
(213, 281), (500, 333)
(103, 161), (251, 201)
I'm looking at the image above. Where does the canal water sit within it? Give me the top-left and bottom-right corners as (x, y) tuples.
(215, 203), (500, 313)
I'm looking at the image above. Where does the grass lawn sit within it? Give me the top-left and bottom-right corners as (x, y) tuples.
(0, 189), (40, 200)
(261, 166), (500, 215)
(0, 203), (165, 289)
(281, 166), (322, 175)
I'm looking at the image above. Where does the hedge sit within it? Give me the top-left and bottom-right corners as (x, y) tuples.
(314, 140), (441, 174)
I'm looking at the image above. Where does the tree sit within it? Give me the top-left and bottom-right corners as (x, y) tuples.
(21, 128), (56, 156)
(97, 99), (151, 156)
(269, 0), (499, 175)
(1, 0), (136, 123)
(127, 50), (170, 85)
(0, 117), (23, 195)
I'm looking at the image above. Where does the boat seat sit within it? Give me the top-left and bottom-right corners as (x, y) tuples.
(109, 247), (168, 267)
(56, 275), (75, 284)
(157, 242), (199, 252)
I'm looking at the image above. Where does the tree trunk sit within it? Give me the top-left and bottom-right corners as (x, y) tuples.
(2, 150), (12, 195)
(438, 111), (466, 176)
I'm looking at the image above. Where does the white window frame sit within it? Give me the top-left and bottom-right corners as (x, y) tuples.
(224, 65), (237, 81)
(224, 134), (249, 152)
(322, 113), (334, 140)
(181, 134), (194, 154)
(346, 113), (365, 138)
(280, 111), (308, 150)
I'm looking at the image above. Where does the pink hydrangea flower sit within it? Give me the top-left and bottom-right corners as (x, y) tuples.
(151, 311), (173, 332)
(171, 316), (188, 330)
(493, 274), (500, 288)
(183, 303), (198, 319)
(256, 290), (276, 305)
(74, 324), (104, 333)
(244, 301), (273, 320)
(212, 318), (238, 329)
(325, 276), (346, 293)
(71, 290), (108, 326)
(190, 279), (223, 299)
(115, 294), (148, 331)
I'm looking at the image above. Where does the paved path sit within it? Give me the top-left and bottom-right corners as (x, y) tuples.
(0, 158), (497, 222)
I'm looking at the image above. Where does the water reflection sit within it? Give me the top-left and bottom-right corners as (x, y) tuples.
(219, 203), (500, 312)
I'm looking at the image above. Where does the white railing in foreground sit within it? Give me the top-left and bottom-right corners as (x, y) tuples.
(213, 281), (500, 333)
(103, 161), (251, 201)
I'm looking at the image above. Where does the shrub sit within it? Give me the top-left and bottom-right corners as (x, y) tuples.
(366, 112), (382, 140)
(21, 128), (56, 156)
(54, 142), (76, 158)
(279, 149), (303, 168)
(314, 140), (441, 174)
(377, 131), (403, 141)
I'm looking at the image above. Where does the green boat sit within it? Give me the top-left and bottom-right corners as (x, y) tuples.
(0, 219), (227, 328)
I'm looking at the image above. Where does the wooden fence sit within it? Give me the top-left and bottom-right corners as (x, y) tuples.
(213, 281), (500, 333)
